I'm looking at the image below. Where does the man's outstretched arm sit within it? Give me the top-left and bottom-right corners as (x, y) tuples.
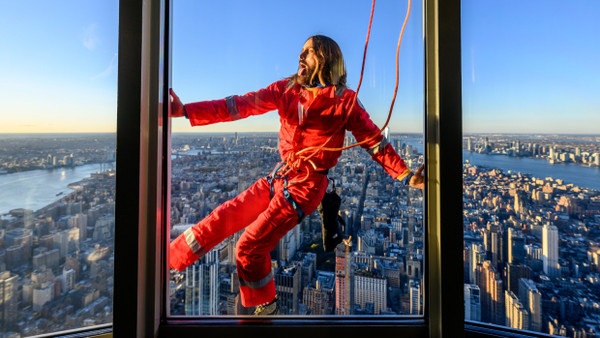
(168, 80), (286, 126)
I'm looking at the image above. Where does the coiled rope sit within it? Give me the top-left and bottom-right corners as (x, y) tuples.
(282, 0), (412, 184)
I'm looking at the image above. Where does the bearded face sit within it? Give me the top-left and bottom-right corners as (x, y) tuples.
(297, 61), (318, 86)
(297, 38), (320, 86)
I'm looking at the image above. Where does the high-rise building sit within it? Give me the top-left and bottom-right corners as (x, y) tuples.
(69, 213), (88, 242)
(505, 290), (529, 330)
(61, 266), (76, 294)
(508, 228), (525, 264)
(505, 263), (531, 295)
(542, 224), (560, 278)
(276, 225), (301, 263)
(484, 224), (505, 271)
(0, 271), (18, 331)
(185, 248), (219, 315)
(477, 260), (505, 325)
(406, 255), (422, 281)
(302, 271), (335, 315)
(464, 284), (481, 321)
(470, 243), (485, 284)
(518, 279), (542, 332)
(335, 245), (353, 315)
(354, 271), (387, 315)
(33, 281), (54, 312)
(275, 264), (301, 315)
(409, 280), (422, 315)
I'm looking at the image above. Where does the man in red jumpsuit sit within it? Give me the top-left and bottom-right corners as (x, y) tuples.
(169, 35), (425, 315)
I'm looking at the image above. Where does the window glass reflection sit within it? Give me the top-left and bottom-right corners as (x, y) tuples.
(0, 1), (118, 336)
(462, 1), (600, 336)
(168, 0), (425, 317)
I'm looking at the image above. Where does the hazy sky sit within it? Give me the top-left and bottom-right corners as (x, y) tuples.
(0, 1), (119, 133)
(0, 0), (598, 134)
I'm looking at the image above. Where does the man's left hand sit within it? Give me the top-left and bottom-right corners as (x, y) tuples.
(170, 89), (186, 118)
(409, 164), (425, 190)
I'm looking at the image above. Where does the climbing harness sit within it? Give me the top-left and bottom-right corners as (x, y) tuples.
(265, 162), (329, 224)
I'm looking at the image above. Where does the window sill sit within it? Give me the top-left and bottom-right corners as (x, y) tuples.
(465, 322), (556, 338)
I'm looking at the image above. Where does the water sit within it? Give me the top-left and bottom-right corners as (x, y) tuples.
(0, 138), (598, 215)
(0, 163), (114, 214)
(463, 151), (600, 191)
(398, 137), (599, 191)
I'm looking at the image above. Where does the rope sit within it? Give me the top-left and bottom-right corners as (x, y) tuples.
(284, 0), (412, 184)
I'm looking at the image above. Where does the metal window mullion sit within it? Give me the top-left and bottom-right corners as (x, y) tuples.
(425, 0), (463, 337)
(114, 0), (168, 336)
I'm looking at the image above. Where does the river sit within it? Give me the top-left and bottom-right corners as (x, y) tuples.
(463, 151), (600, 191)
(0, 163), (114, 214)
(1, 142), (598, 215)
(399, 137), (599, 190)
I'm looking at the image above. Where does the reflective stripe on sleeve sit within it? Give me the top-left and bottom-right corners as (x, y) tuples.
(239, 271), (274, 289)
(183, 227), (203, 257)
(396, 167), (413, 182)
(366, 136), (390, 156)
(225, 95), (241, 121)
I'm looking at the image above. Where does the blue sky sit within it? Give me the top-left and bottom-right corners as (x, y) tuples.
(462, 0), (600, 134)
(0, 1), (119, 133)
(170, 0), (423, 133)
(0, 1), (598, 134)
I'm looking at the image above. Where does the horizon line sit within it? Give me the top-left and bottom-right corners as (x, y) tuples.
(1, 131), (599, 136)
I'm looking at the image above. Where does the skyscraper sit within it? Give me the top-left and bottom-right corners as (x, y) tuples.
(409, 280), (421, 315)
(275, 264), (301, 314)
(302, 271), (335, 315)
(335, 246), (353, 315)
(484, 224), (504, 271)
(505, 263), (531, 295)
(61, 266), (76, 294)
(354, 271), (387, 315)
(464, 284), (481, 321)
(0, 271), (18, 331)
(542, 224), (560, 278)
(518, 278), (542, 332)
(276, 225), (301, 263)
(185, 248), (220, 315)
(508, 228), (525, 264)
(470, 243), (485, 284)
(478, 260), (505, 325)
(505, 290), (529, 330)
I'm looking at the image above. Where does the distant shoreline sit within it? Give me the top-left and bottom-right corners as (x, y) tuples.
(2, 132), (598, 136)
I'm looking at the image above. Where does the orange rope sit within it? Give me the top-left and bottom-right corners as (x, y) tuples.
(284, 0), (412, 184)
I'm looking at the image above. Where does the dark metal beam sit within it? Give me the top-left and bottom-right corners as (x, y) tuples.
(425, 0), (464, 336)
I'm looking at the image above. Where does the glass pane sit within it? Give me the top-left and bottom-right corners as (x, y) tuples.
(462, 1), (600, 336)
(0, 1), (118, 336)
(168, 0), (425, 317)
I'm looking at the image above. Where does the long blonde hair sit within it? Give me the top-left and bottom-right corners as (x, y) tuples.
(287, 35), (347, 88)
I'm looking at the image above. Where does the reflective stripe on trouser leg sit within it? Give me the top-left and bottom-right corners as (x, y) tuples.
(169, 177), (271, 271)
(235, 173), (327, 307)
(236, 189), (301, 307)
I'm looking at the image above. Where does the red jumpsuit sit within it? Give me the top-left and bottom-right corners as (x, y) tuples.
(169, 80), (412, 307)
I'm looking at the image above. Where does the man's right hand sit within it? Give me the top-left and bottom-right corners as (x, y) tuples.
(409, 164), (425, 190)
(170, 89), (186, 118)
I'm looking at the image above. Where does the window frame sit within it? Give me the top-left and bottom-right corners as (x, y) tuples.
(113, 0), (465, 337)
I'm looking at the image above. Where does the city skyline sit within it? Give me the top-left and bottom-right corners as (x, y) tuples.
(2, 1), (598, 134)
(1, 131), (598, 335)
